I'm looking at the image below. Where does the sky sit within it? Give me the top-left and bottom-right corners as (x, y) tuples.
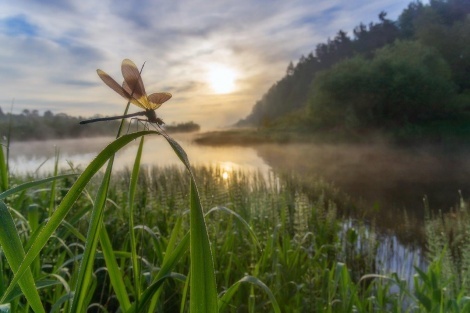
(0, 0), (414, 130)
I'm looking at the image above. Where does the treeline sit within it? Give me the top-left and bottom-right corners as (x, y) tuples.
(165, 121), (200, 133)
(238, 0), (470, 141)
(0, 108), (200, 141)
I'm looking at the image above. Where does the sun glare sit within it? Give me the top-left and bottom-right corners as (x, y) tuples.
(220, 163), (233, 180)
(207, 64), (237, 94)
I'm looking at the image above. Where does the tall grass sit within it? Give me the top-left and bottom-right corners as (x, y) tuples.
(0, 130), (220, 313)
(0, 135), (469, 311)
(421, 194), (470, 308)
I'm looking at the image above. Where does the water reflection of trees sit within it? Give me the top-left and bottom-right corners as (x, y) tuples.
(255, 143), (470, 248)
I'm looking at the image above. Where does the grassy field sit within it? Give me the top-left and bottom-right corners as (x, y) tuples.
(1, 132), (470, 312)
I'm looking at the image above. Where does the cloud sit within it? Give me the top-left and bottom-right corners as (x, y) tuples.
(55, 79), (101, 87)
(0, 0), (413, 130)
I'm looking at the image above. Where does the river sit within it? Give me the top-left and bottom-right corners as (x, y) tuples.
(9, 134), (470, 218)
(11, 133), (470, 278)
(7, 134), (270, 175)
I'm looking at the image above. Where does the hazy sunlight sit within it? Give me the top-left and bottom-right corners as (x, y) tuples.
(207, 64), (237, 94)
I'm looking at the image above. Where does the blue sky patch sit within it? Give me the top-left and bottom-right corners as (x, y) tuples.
(1, 15), (38, 37)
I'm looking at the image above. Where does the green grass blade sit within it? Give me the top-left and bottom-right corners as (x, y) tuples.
(0, 144), (8, 192)
(0, 131), (157, 304)
(160, 131), (218, 313)
(73, 132), (143, 312)
(3, 280), (61, 304)
(126, 233), (190, 313)
(99, 223), (132, 311)
(181, 271), (190, 313)
(58, 220), (87, 243)
(159, 131), (192, 176)
(50, 293), (74, 313)
(70, 162), (113, 313)
(0, 174), (77, 200)
(48, 147), (60, 216)
(147, 216), (185, 312)
(189, 180), (218, 313)
(165, 216), (184, 259)
(218, 276), (281, 313)
(129, 137), (145, 301)
(206, 206), (261, 250)
(126, 273), (186, 313)
(0, 201), (45, 313)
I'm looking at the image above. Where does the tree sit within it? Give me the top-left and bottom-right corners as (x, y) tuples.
(308, 56), (373, 128)
(308, 41), (456, 129)
(398, 1), (425, 38)
(414, 12), (470, 91)
(237, 0), (467, 130)
(286, 61), (295, 76)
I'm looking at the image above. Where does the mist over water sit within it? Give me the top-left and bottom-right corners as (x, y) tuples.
(255, 142), (470, 247)
(7, 134), (271, 175)
(10, 135), (468, 220)
(7, 135), (467, 225)
(8, 137), (113, 174)
(259, 143), (469, 207)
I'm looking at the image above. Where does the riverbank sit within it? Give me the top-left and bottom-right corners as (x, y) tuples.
(194, 124), (470, 147)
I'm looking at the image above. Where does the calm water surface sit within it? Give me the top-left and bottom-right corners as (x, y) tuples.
(257, 143), (470, 216)
(12, 134), (468, 276)
(8, 134), (270, 175)
(9, 135), (470, 216)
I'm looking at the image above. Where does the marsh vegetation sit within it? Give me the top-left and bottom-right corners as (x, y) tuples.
(1, 133), (470, 311)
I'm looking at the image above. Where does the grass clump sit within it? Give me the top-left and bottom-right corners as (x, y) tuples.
(423, 194), (470, 295)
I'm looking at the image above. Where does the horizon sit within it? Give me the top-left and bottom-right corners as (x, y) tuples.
(1, 0), (416, 131)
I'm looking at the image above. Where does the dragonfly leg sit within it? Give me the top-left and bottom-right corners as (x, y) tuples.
(147, 122), (169, 137)
(127, 118), (141, 133)
(127, 118), (148, 132)
(136, 118), (150, 130)
(126, 119), (134, 134)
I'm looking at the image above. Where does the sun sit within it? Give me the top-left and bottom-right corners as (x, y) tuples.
(207, 64), (237, 94)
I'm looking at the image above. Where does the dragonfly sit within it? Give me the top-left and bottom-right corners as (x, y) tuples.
(80, 59), (172, 126)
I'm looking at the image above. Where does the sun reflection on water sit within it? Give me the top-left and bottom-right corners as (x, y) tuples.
(7, 134), (272, 177)
(219, 163), (234, 180)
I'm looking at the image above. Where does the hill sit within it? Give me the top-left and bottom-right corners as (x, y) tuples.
(237, 0), (470, 143)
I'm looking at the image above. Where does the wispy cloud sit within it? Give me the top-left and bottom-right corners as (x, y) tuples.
(0, 0), (413, 129)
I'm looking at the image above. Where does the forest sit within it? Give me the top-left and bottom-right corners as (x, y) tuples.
(237, 0), (470, 143)
(0, 108), (200, 141)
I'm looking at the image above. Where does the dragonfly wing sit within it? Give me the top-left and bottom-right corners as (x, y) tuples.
(122, 81), (148, 110)
(97, 69), (132, 100)
(147, 92), (172, 110)
(121, 59), (149, 108)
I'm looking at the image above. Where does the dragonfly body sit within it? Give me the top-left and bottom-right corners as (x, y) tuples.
(79, 109), (164, 125)
(80, 59), (171, 126)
